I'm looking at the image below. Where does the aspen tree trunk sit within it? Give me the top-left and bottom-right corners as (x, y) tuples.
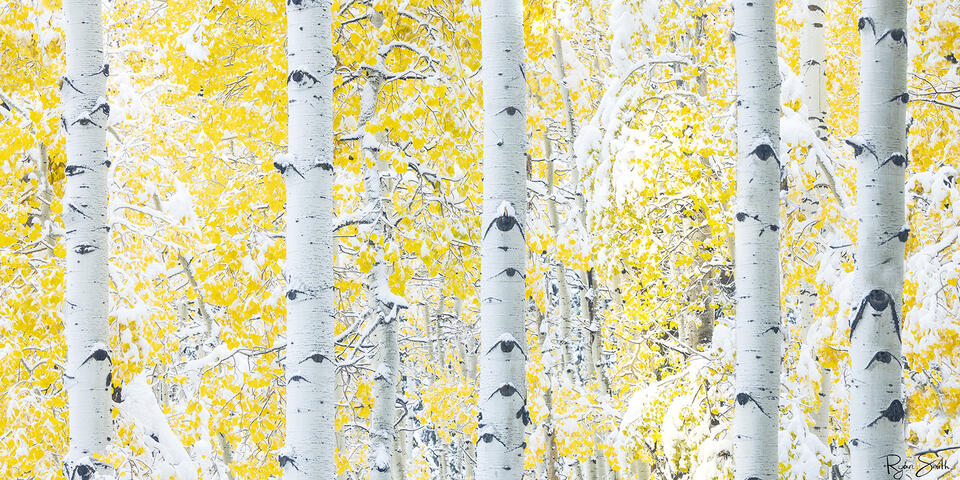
(457, 297), (478, 480)
(803, 0), (829, 142)
(848, 0), (908, 477)
(281, 0), (336, 477)
(801, 2), (833, 476)
(62, 1), (112, 477)
(545, 143), (575, 385)
(732, 1), (782, 479)
(478, 0), (528, 477)
(540, 137), (561, 480)
(354, 56), (404, 479)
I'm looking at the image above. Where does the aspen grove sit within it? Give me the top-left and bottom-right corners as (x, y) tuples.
(4, 0), (960, 479)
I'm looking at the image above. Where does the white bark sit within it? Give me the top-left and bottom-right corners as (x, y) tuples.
(458, 298), (478, 480)
(732, 1), (782, 479)
(361, 71), (404, 478)
(801, 2), (833, 477)
(62, 0), (112, 477)
(848, 0), (908, 477)
(478, 0), (528, 477)
(802, 0), (829, 142)
(282, 0), (336, 477)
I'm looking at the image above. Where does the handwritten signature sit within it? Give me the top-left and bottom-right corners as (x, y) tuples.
(881, 446), (959, 479)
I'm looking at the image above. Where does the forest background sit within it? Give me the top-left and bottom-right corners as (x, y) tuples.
(1, 0), (959, 478)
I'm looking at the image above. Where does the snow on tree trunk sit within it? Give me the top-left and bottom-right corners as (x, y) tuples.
(281, 0), (336, 477)
(731, 1), (783, 480)
(848, 0), (908, 477)
(62, 1), (112, 477)
(478, 0), (528, 477)
(361, 71), (404, 477)
(545, 144), (575, 386)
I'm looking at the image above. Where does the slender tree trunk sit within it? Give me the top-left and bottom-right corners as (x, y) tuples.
(363, 77), (403, 477)
(282, 0), (336, 477)
(802, 0), (829, 144)
(62, 0), (112, 477)
(478, 0), (528, 477)
(801, 2), (833, 477)
(848, 0), (908, 477)
(731, 1), (782, 479)
(458, 297), (478, 480)
(545, 143), (576, 386)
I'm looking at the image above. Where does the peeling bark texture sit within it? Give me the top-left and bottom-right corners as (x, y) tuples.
(282, 0), (336, 478)
(478, 0), (528, 477)
(732, 1), (782, 480)
(849, 2), (908, 476)
(62, 0), (112, 477)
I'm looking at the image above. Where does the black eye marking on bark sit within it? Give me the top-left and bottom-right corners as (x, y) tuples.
(72, 463), (95, 480)
(482, 297), (503, 304)
(105, 371), (112, 388)
(857, 16), (876, 35)
(488, 383), (525, 402)
(99, 63), (110, 77)
(483, 209), (525, 240)
(881, 153), (907, 167)
(299, 353), (329, 364)
(487, 338), (528, 359)
(808, 3), (824, 12)
(60, 115), (69, 133)
(286, 289), (305, 300)
(850, 289), (901, 342)
(273, 161), (305, 178)
(877, 29), (907, 45)
(845, 138), (879, 160)
(64, 165), (91, 176)
(889, 92), (909, 104)
(80, 348), (111, 367)
(865, 350), (902, 369)
(478, 432), (507, 447)
(288, 375), (310, 383)
(764, 326), (780, 335)
(498, 106), (521, 117)
(868, 399), (905, 427)
(749, 144), (777, 162)
(60, 76), (83, 94)
(881, 227), (910, 244)
(92, 102), (110, 117)
(735, 392), (769, 417)
(493, 267), (525, 280)
(287, 69), (319, 85)
(317, 162), (334, 172)
(516, 406), (531, 425)
(279, 454), (299, 470)
(72, 116), (102, 128)
(74, 244), (97, 255)
(735, 211), (758, 223)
